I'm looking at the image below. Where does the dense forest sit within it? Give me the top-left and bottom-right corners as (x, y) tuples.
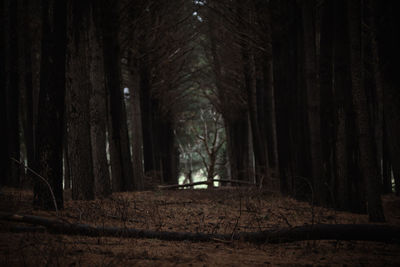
(1, 0), (400, 221)
(1, 0), (400, 265)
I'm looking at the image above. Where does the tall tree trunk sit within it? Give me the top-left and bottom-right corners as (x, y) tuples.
(301, 0), (326, 205)
(365, 0), (384, 191)
(89, 3), (111, 197)
(271, 0), (297, 195)
(34, 0), (67, 209)
(243, 49), (268, 186)
(332, 0), (351, 210)
(347, 0), (385, 222)
(66, 0), (94, 200)
(102, 0), (134, 191)
(0, 0), (7, 188)
(259, 3), (279, 190)
(237, 1), (268, 187)
(4, 0), (20, 187)
(319, 0), (335, 207)
(139, 57), (156, 176)
(128, 67), (144, 190)
(374, 0), (400, 197)
(21, 0), (35, 186)
(293, 2), (313, 200)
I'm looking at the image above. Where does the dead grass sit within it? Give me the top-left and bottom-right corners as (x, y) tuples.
(1, 187), (399, 266)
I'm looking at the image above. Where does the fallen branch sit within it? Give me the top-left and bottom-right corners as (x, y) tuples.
(1, 212), (400, 244)
(158, 179), (255, 189)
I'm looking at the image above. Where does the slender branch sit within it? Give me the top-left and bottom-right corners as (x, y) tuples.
(10, 158), (58, 215)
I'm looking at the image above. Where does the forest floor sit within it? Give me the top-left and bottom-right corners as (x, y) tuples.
(1, 187), (400, 266)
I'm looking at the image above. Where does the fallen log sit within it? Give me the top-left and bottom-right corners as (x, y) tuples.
(1, 212), (399, 244)
(158, 179), (255, 190)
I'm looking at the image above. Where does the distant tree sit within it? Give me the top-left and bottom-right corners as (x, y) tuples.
(192, 108), (225, 188)
(205, 0), (251, 183)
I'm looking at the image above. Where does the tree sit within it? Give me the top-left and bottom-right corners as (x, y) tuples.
(34, 0), (67, 209)
(101, 0), (134, 191)
(192, 108), (225, 187)
(0, 0), (7, 188)
(347, 0), (385, 222)
(89, 2), (111, 197)
(301, 0), (326, 205)
(2, 0), (20, 187)
(66, 0), (95, 200)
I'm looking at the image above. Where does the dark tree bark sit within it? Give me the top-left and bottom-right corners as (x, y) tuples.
(301, 0), (326, 205)
(319, 0), (335, 207)
(66, 0), (95, 200)
(3, 0), (20, 187)
(138, 47), (157, 177)
(271, 0), (297, 195)
(332, 0), (351, 210)
(89, 3), (111, 197)
(236, 1), (268, 187)
(347, 0), (385, 222)
(34, 0), (67, 209)
(243, 49), (268, 186)
(101, 0), (134, 191)
(255, 0), (280, 190)
(128, 70), (145, 190)
(382, 127), (392, 194)
(226, 118), (250, 182)
(0, 0), (7, 188)
(160, 120), (178, 185)
(376, 1), (400, 197)
(20, 0), (35, 187)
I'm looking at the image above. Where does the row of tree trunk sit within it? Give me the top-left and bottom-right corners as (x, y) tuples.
(204, 0), (400, 221)
(0, 0), (195, 209)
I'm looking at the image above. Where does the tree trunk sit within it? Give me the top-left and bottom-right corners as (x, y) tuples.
(66, 0), (95, 201)
(0, 0), (7, 188)
(259, 3), (279, 189)
(128, 68), (144, 190)
(332, 0), (351, 210)
(376, 2), (400, 197)
(270, 0), (297, 195)
(34, 0), (67, 209)
(301, 0), (326, 205)
(319, 0), (335, 207)
(347, 0), (385, 222)
(237, 2), (268, 187)
(102, 0), (134, 191)
(139, 54), (156, 176)
(89, 3), (111, 198)
(226, 118), (250, 182)
(19, 0), (35, 188)
(4, 0), (20, 187)
(382, 128), (392, 194)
